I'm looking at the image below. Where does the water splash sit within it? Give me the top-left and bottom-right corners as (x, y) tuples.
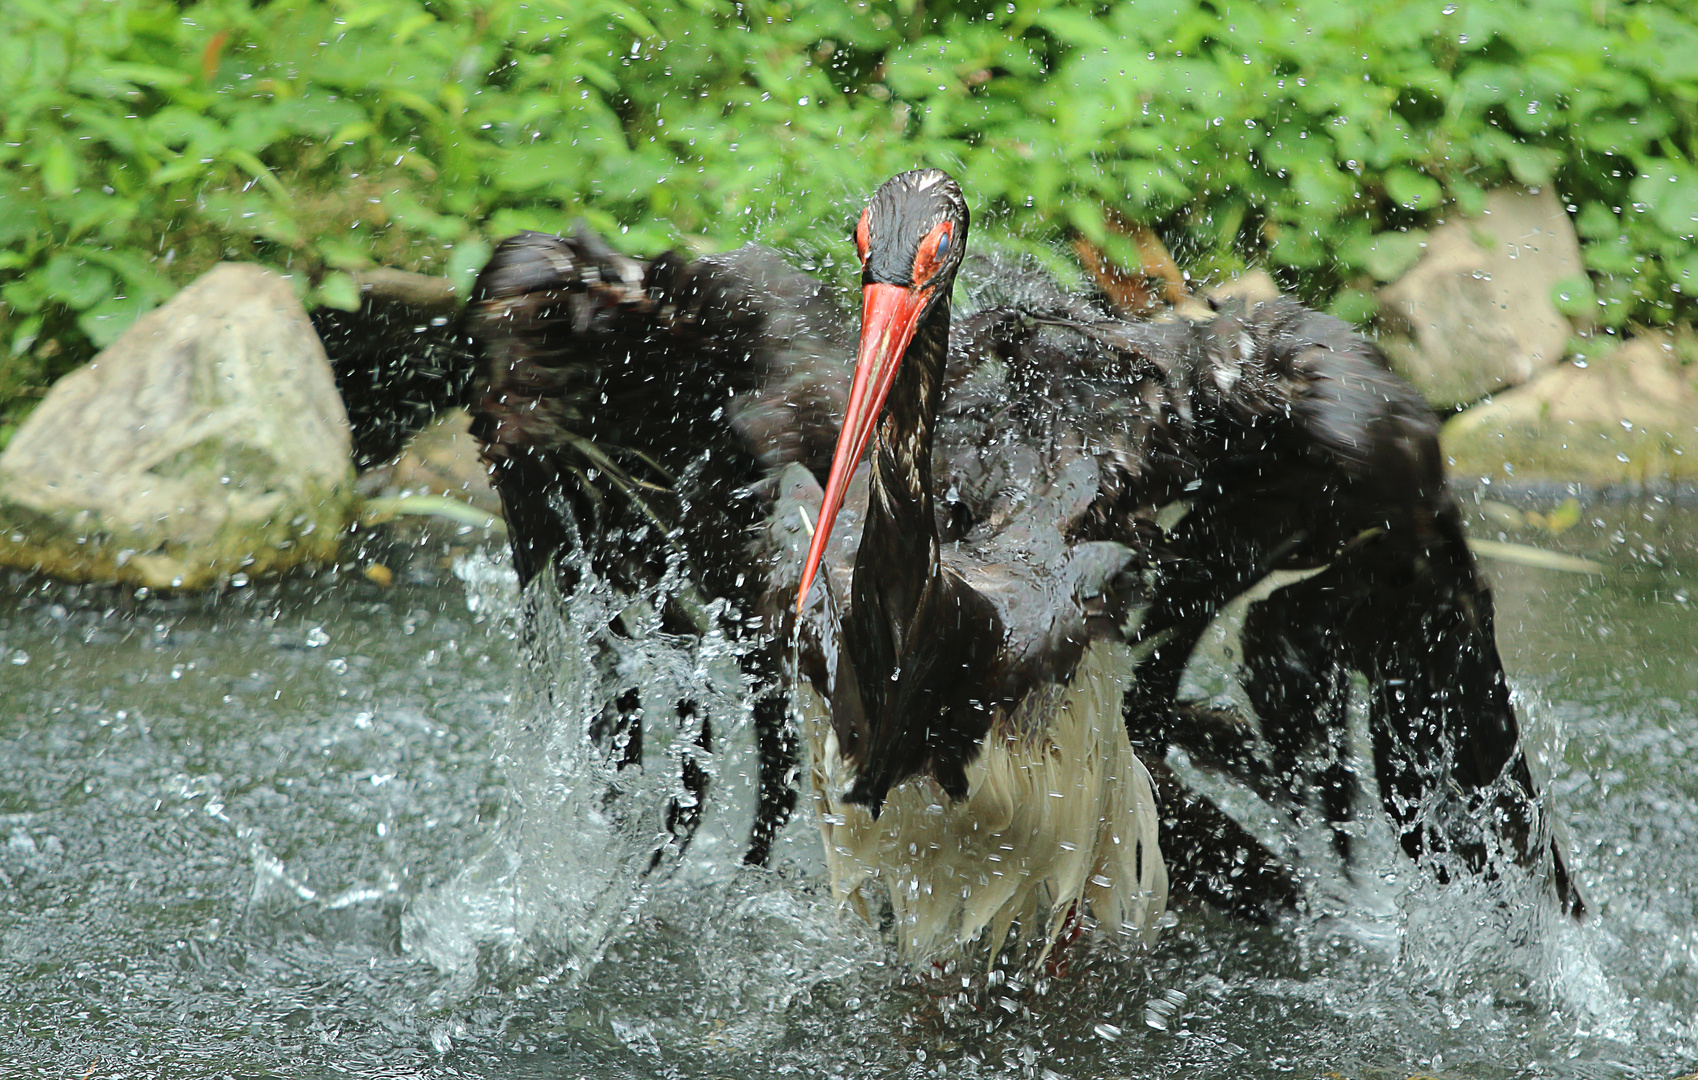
(394, 511), (1698, 1076)
(404, 549), (767, 997)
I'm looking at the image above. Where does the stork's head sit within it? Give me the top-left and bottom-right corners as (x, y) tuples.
(857, 168), (970, 294)
(796, 170), (970, 612)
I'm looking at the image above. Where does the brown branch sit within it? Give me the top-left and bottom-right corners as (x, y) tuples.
(1071, 207), (1190, 317)
(349, 268), (459, 312)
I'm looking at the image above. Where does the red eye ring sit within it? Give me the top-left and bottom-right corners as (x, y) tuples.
(855, 209), (870, 264)
(911, 221), (953, 285)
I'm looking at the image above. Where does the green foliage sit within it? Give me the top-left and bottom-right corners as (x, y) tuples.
(1, 0), (1695, 436)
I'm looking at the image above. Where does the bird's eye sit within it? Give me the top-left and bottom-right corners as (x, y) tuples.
(855, 209), (870, 264)
(911, 221), (953, 285)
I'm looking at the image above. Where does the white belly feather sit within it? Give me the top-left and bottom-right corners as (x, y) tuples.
(800, 640), (1167, 965)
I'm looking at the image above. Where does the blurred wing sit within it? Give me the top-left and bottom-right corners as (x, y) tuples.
(464, 227), (849, 599)
(930, 277), (1481, 721)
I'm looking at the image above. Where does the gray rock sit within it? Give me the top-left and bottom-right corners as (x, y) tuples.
(1207, 269), (1281, 308)
(1378, 188), (1584, 408)
(1171, 270), (1283, 321)
(0, 263), (354, 589)
(378, 409), (501, 516)
(1441, 331), (1698, 486)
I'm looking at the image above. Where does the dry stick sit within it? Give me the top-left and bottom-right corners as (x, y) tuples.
(1072, 206), (1191, 317)
(348, 268), (459, 312)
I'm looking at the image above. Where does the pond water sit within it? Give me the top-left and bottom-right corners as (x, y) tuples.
(2, 498), (1695, 1079)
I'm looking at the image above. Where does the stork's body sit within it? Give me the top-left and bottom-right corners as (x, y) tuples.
(800, 634), (1167, 959)
(763, 173), (1175, 959)
(464, 170), (1581, 967)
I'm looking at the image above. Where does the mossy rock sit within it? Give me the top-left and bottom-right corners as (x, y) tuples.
(1441, 331), (1698, 487)
(1377, 188), (1584, 409)
(0, 263), (354, 589)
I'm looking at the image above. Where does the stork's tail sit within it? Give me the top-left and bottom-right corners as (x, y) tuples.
(804, 641), (1167, 967)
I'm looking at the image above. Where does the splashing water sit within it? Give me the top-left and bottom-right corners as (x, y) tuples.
(4, 500), (1698, 1076)
(406, 550), (760, 992)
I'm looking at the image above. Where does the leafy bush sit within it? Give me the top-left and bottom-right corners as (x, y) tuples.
(2, 0), (1694, 439)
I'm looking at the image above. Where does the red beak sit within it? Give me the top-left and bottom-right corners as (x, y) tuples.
(795, 282), (932, 612)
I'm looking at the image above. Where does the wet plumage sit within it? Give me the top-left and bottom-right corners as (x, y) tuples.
(463, 170), (1581, 964)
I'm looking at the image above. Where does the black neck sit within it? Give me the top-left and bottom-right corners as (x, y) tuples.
(838, 284), (1004, 812)
(851, 294), (951, 643)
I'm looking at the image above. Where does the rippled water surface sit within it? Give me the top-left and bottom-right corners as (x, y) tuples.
(2, 500), (1696, 1079)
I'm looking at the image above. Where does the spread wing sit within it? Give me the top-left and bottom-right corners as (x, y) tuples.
(465, 226), (850, 603)
(466, 227), (1580, 913)
(462, 227), (850, 866)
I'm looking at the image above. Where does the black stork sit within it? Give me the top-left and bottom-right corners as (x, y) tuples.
(463, 169), (1583, 965)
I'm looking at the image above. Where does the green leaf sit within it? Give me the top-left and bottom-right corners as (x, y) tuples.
(224, 149), (292, 202)
(78, 249), (174, 305)
(1384, 167), (1443, 210)
(1327, 287), (1379, 326)
(40, 139), (77, 198)
(1502, 142), (1558, 186)
(148, 105), (227, 153)
(446, 238), (494, 295)
(270, 98), (369, 139)
(77, 295), (151, 348)
(1268, 225), (1326, 269)
(381, 190), (467, 242)
(484, 207), (577, 239)
(1668, 252), (1698, 297)
(338, 2), (395, 30)
(0, 197), (44, 246)
(314, 271), (362, 312)
(41, 252), (115, 311)
(1065, 201), (1107, 244)
(1, 274), (48, 315)
(1346, 229), (1429, 281)
(392, 11), (436, 44)
(496, 143), (582, 194)
(1630, 162), (1698, 241)
(1032, 9), (1117, 50)
(10, 315), (44, 357)
(1551, 273), (1597, 319)
(1575, 201), (1622, 240)
(201, 192), (302, 248)
(98, 61), (192, 90)
(151, 157), (210, 186)
(315, 238), (373, 271)
(1449, 177), (1487, 218)
(599, 0), (661, 39)
(328, 121), (376, 146)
